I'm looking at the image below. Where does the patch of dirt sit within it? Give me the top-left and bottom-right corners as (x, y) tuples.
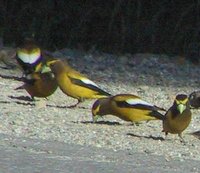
(0, 50), (200, 161)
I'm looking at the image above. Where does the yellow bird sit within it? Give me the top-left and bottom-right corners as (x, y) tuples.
(46, 59), (111, 107)
(92, 94), (165, 123)
(15, 72), (58, 100)
(16, 38), (43, 75)
(162, 94), (192, 141)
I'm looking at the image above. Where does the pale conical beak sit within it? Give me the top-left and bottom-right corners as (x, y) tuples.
(41, 65), (52, 73)
(177, 104), (186, 114)
(92, 115), (101, 123)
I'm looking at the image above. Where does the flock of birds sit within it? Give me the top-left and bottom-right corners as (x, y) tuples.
(11, 37), (200, 143)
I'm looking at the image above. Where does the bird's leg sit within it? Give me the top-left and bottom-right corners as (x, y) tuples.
(92, 115), (104, 123)
(31, 96), (35, 101)
(33, 97), (47, 108)
(178, 133), (186, 144)
(67, 100), (82, 108)
(163, 131), (169, 140)
(68, 98), (89, 109)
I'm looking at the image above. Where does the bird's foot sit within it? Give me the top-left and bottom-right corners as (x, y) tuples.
(178, 134), (188, 145)
(132, 122), (141, 126)
(35, 99), (47, 109)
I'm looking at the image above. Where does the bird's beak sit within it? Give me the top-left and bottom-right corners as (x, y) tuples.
(177, 104), (186, 114)
(41, 65), (52, 73)
(92, 115), (100, 123)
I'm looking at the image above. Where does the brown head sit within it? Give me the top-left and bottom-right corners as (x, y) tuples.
(92, 97), (111, 122)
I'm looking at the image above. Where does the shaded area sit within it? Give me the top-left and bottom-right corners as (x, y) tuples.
(59, 51), (200, 88)
(1, 1), (200, 63)
(0, 74), (23, 81)
(7, 95), (89, 109)
(8, 95), (33, 102)
(80, 120), (122, 126)
(127, 133), (165, 141)
(0, 100), (11, 104)
(0, 65), (16, 70)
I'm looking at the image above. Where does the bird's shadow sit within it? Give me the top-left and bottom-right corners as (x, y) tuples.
(14, 101), (35, 106)
(0, 74), (23, 81)
(8, 95), (88, 109)
(0, 100), (11, 104)
(8, 95), (33, 102)
(78, 120), (122, 126)
(0, 65), (12, 70)
(0, 64), (17, 70)
(127, 133), (165, 141)
(7, 95), (35, 106)
(47, 104), (69, 109)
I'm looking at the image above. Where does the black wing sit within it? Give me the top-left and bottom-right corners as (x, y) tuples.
(69, 77), (111, 96)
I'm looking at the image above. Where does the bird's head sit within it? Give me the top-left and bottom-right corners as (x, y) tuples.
(19, 37), (40, 54)
(92, 99), (102, 122)
(174, 94), (189, 114)
(92, 98), (109, 122)
(45, 58), (70, 75)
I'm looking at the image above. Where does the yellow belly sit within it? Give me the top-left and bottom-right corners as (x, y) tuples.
(163, 113), (191, 134)
(57, 75), (105, 99)
(113, 107), (157, 123)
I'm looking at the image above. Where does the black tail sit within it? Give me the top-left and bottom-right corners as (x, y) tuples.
(15, 85), (24, 90)
(70, 77), (111, 96)
(96, 88), (111, 97)
(150, 111), (165, 120)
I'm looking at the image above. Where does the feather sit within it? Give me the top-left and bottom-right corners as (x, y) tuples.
(126, 98), (153, 107)
(116, 98), (155, 110)
(80, 78), (99, 87)
(70, 77), (111, 96)
(17, 49), (41, 64)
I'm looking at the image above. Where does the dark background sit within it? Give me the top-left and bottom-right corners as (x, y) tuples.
(1, 0), (200, 62)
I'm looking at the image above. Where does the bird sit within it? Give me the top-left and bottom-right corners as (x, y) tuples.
(15, 37), (44, 75)
(189, 90), (200, 108)
(162, 94), (192, 142)
(15, 71), (58, 100)
(46, 58), (111, 107)
(92, 94), (165, 123)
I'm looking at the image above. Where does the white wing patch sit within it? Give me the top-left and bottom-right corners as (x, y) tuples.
(17, 51), (41, 64)
(81, 78), (99, 87)
(126, 98), (153, 107)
